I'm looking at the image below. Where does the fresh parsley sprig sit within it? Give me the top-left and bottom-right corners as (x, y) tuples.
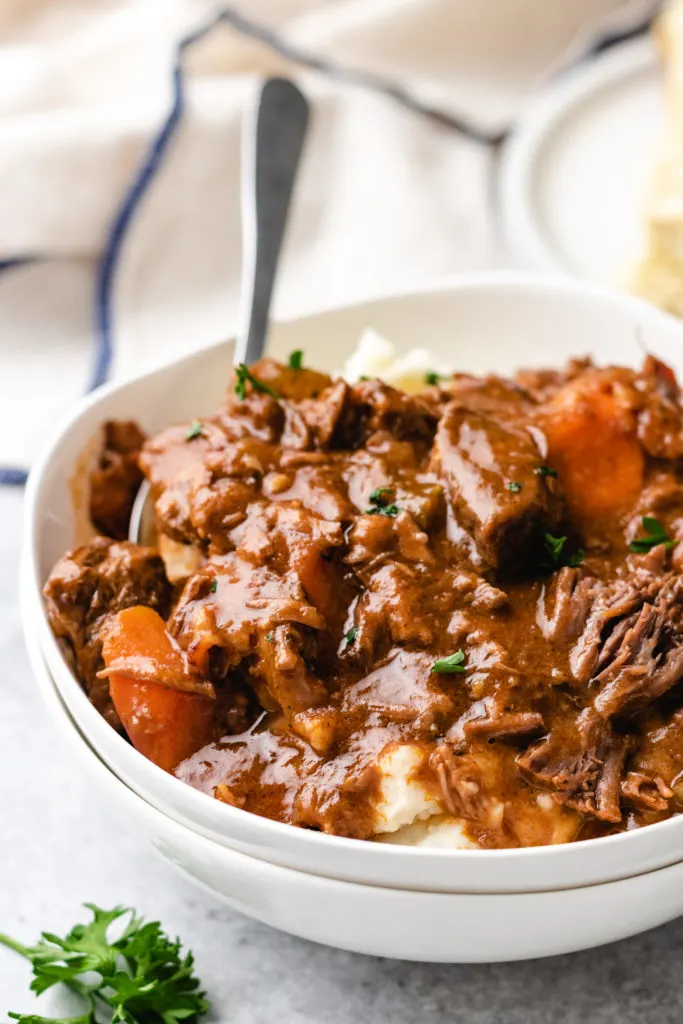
(432, 650), (467, 674)
(234, 363), (279, 401)
(629, 516), (676, 554)
(1, 904), (209, 1024)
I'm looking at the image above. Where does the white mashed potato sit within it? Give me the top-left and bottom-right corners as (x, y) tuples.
(371, 743), (475, 849)
(342, 328), (449, 394)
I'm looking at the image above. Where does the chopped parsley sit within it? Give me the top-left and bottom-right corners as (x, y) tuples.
(266, 632), (274, 643)
(535, 465), (558, 479)
(209, 579), (218, 593)
(344, 627), (358, 646)
(234, 363), (279, 401)
(629, 516), (676, 554)
(507, 481), (523, 493)
(0, 903), (209, 1024)
(542, 532), (584, 569)
(432, 650), (466, 674)
(425, 371), (442, 386)
(366, 486), (400, 517)
(288, 349), (303, 369)
(185, 420), (203, 441)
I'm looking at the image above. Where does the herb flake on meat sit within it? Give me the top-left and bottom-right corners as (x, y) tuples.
(344, 627), (357, 645)
(288, 349), (304, 370)
(366, 487), (400, 517)
(234, 364), (279, 401)
(425, 371), (442, 386)
(209, 579), (218, 593)
(629, 516), (676, 554)
(185, 420), (203, 441)
(507, 481), (523, 493)
(542, 533), (584, 569)
(432, 650), (466, 674)
(535, 465), (558, 479)
(0, 903), (209, 1024)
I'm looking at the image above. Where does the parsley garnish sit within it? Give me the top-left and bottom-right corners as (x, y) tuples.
(507, 481), (523, 493)
(542, 533), (584, 569)
(425, 372), (442, 386)
(344, 627), (357, 646)
(209, 579), (218, 593)
(629, 516), (676, 554)
(266, 632), (274, 643)
(432, 650), (466, 674)
(366, 487), (400, 517)
(234, 363), (279, 401)
(536, 465), (558, 478)
(0, 903), (209, 1024)
(185, 420), (203, 441)
(566, 548), (586, 568)
(288, 349), (303, 369)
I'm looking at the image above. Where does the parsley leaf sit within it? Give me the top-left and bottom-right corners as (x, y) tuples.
(344, 627), (357, 646)
(507, 481), (523, 493)
(424, 372), (442, 386)
(542, 533), (584, 569)
(432, 650), (466, 674)
(185, 421), (203, 441)
(535, 465), (558, 479)
(209, 579), (218, 594)
(0, 904), (209, 1024)
(365, 487), (400, 517)
(367, 504), (400, 517)
(288, 349), (303, 369)
(234, 364), (279, 401)
(629, 516), (676, 554)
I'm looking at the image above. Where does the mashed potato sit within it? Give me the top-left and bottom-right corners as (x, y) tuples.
(342, 328), (449, 394)
(371, 743), (475, 849)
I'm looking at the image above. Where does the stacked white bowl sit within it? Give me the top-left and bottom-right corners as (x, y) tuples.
(22, 275), (683, 962)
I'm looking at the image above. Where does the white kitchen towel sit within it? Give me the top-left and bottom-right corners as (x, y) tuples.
(0, 0), (657, 480)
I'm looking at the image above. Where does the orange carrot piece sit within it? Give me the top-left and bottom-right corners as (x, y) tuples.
(543, 376), (644, 523)
(102, 606), (214, 772)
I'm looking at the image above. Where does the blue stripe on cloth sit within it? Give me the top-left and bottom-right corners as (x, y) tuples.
(93, 11), (230, 391)
(0, 467), (28, 486)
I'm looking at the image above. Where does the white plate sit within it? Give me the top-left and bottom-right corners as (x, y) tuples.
(500, 38), (663, 283)
(24, 272), (683, 895)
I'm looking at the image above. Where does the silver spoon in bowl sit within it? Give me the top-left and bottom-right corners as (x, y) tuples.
(129, 77), (309, 544)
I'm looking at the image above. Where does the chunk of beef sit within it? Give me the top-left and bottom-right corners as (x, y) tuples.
(141, 425), (274, 551)
(453, 697), (544, 744)
(170, 550), (333, 745)
(570, 571), (683, 717)
(43, 538), (171, 727)
(636, 356), (683, 460)
(341, 650), (453, 734)
(89, 420), (146, 539)
(621, 771), (673, 812)
(331, 378), (437, 451)
(517, 718), (633, 823)
(433, 401), (562, 571)
(537, 567), (595, 644)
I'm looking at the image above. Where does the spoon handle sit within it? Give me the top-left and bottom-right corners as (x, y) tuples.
(235, 78), (309, 367)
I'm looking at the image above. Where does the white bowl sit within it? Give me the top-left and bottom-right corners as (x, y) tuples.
(23, 272), (683, 894)
(22, 567), (683, 962)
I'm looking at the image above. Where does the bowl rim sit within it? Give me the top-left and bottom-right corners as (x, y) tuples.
(24, 269), (683, 878)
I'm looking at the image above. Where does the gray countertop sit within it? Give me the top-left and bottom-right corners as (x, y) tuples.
(3, 485), (683, 1021)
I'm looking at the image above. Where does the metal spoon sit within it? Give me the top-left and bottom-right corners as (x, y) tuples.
(129, 77), (309, 544)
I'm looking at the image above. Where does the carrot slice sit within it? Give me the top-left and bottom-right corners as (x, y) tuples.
(101, 606), (215, 772)
(543, 375), (644, 524)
